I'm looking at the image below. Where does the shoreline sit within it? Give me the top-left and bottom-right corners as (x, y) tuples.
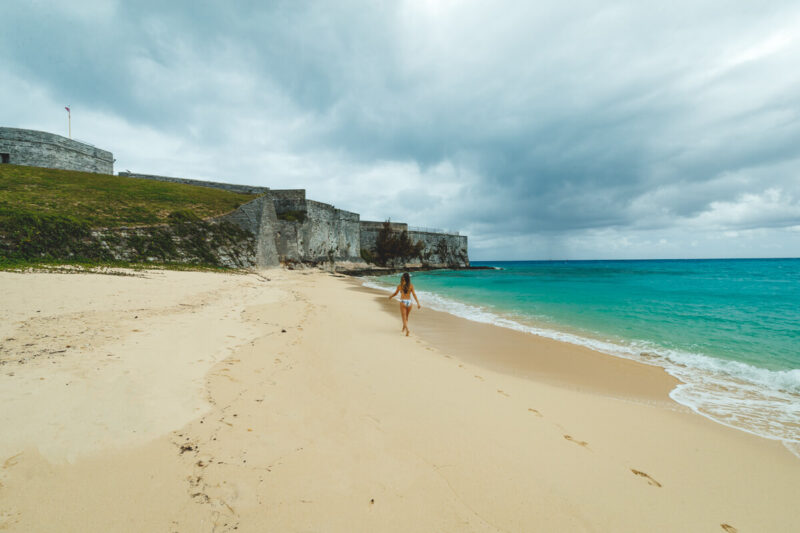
(1, 269), (799, 531)
(351, 282), (681, 405)
(358, 278), (800, 459)
(360, 273), (800, 456)
(339, 265), (494, 277)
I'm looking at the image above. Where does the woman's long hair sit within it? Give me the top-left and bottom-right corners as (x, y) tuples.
(401, 272), (411, 293)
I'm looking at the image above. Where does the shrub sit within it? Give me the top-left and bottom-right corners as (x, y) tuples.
(360, 248), (375, 264)
(374, 221), (424, 266)
(436, 237), (450, 262)
(167, 209), (202, 224)
(0, 209), (101, 260)
(276, 210), (307, 223)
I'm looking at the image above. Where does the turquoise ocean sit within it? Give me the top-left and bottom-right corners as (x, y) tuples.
(366, 259), (800, 455)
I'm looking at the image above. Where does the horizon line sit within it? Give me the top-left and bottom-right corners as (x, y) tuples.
(470, 257), (800, 262)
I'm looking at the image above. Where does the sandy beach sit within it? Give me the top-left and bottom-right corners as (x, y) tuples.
(1, 268), (798, 532)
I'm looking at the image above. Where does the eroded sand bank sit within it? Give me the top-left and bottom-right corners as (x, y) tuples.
(1, 269), (798, 532)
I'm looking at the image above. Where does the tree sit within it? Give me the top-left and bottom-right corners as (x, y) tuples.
(375, 221), (423, 266)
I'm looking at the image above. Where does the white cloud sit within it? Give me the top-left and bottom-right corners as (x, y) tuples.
(689, 188), (800, 230)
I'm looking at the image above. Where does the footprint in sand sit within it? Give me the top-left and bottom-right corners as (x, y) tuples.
(528, 408), (543, 417)
(496, 389), (510, 397)
(2, 453), (23, 469)
(474, 375), (484, 381)
(564, 435), (589, 448)
(630, 469), (662, 487)
(720, 524), (738, 533)
(0, 510), (21, 529)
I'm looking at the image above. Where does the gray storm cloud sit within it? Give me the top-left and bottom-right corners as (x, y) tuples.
(2, 0), (800, 259)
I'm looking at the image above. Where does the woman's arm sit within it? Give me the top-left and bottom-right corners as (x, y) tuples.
(388, 286), (400, 299)
(411, 286), (421, 308)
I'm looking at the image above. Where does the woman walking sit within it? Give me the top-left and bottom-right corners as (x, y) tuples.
(389, 272), (420, 336)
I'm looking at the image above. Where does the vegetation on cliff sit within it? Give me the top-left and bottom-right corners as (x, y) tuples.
(371, 221), (424, 266)
(275, 209), (307, 223)
(0, 165), (258, 268)
(0, 207), (255, 268)
(0, 164), (256, 227)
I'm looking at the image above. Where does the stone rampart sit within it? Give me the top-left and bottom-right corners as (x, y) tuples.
(360, 221), (408, 232)
(270, 189), (308, 214)
(88, 221), (256, 268)
(275, 195), (361, 264)
(118, 172), (268, 195)
(270, 189), (306, 199)
(0, 127), (113, 174)
(408, 230), (469, 267)
(215, 194), (280, 267)
(359, 221), (408, 253)
(110, 180), (365, 267)
(0, 128), (470, 269)
(359, 220), (468, 267)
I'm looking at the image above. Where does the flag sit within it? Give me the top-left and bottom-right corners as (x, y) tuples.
(65, 106), (70, 113)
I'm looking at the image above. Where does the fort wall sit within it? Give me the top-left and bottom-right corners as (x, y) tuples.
(117, 172), (268, 195)
(408, 230), (469, 267)
(270, 189), (307, 213)
(359, 221), (468, 267)
(215, 195), (280, 267)
(110, 172), (469, 268)
(359, 221), (408, 254)
(272, 190), (361, 264)
(0, 127), (113, 174)
(0, 126), (470, 269)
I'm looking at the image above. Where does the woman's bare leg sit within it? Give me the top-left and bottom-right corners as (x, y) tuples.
(400, 303), (408, 333)
(405, 305), (412, 336)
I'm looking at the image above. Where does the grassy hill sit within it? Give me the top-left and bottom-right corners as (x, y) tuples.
(0, 165), (260, 268)
(0, 164), (256, 228)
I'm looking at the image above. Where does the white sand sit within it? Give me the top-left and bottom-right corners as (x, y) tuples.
(0, 270), (277, 462)
(1, 269), (798, 532)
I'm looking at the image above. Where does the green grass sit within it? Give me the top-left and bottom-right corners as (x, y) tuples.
(276, 209), (307, 223)
(0, 165), (260, 268)
(0, 258), (246, 273)
(0, 164), (258, 228)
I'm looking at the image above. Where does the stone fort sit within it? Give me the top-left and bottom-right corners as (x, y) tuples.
(1, 126), (467, 268)
(0, 127), (114, 174)
(119, 172), (469, 268)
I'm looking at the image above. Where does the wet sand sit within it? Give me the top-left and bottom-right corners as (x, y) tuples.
(353, 283), (680, 403)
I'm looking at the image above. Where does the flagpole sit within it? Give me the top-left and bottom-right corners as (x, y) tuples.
(65, 105), (71, 138)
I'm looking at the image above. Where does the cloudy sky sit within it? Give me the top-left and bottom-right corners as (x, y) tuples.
(3, 1), (800, 260)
